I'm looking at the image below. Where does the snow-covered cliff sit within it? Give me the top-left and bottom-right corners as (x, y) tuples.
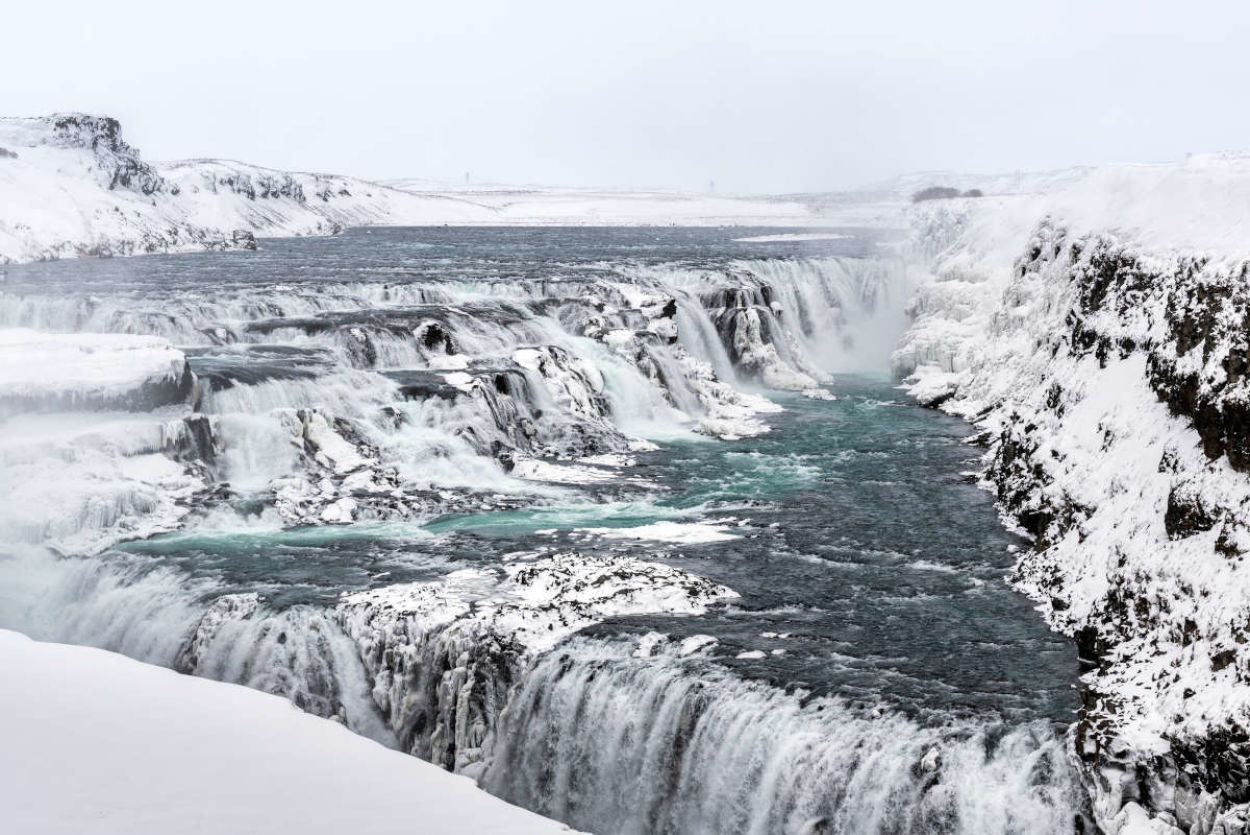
(0, 114), (497, 263)
(896, 155), (1250, 835)
(0, 114), (833, 265)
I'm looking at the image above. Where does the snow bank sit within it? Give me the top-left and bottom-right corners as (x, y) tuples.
(0, 328), (188, 412)
(0, 629), (575, 835)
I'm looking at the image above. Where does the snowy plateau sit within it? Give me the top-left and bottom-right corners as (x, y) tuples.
(5, 111), (1250, 835)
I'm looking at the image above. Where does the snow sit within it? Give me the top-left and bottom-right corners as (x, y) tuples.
(511, 457), (617, 484)
(0, 628), (576, 835)
(340, 553), (738, 656)
(1112, 803), (1184, 835)
(580, 519), (741, 544)
(576, 452), (637, 468)
(733, 232), (852, 242)
(441, 370), (477, 392)
(894, 152), (1250, 832)
(0, 328), (185, 399)
(0, 114), (858, 265)
(302, 410), (368, 474)
(384, 181), (855, 228)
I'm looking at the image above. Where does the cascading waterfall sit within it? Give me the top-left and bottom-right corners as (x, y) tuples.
(0, 230), (1079, 835)
(1, 253), (909, 547)
(484, 640), (1080, 835)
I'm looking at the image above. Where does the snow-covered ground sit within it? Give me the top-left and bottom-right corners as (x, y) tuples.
(386, 179), (861, 227)
(0, 114), (879, 265)
(0, 628), (575, 835)
(894, 152), (1250, 835)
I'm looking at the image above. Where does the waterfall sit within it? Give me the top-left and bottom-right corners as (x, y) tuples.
(0, 255), (914, 551)
(484, 639), (1081, 835)
(0, 242), (1065, 835)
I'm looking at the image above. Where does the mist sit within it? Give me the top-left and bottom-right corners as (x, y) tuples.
(4, 0), (1250, 192)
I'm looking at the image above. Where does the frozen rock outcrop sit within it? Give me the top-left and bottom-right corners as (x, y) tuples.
(337, 555), (737, 771)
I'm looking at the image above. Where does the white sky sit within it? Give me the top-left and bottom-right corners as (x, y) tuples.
(4, 0), (1249, 192)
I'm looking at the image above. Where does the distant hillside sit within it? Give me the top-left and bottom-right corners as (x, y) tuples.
(0, 115), (831, 265)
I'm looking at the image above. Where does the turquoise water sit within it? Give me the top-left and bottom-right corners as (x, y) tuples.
(6, 226), (1083, 833)
(118, 373), (1076, 723)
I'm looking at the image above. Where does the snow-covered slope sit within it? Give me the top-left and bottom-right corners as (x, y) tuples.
(0, 114), (832, 265)
(0, 114), (496, 263)
(386, 179), (880, 227)
(895, 154), (1250, 835)
(0, 629), (575, 835)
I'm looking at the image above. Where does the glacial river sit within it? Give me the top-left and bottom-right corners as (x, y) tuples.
(0, 227), (1084, 834)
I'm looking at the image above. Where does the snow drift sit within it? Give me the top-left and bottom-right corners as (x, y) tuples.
(0, 628), (577, 835)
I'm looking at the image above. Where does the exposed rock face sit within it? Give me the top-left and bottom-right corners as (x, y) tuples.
(50, 113), (169, 195)
(902, 216), (1250, 834)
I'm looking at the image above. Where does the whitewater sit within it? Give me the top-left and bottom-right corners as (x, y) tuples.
(0, 225), (1086, 834)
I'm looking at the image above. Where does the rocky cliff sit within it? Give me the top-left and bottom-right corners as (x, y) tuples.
(896, 162), (1250, 834)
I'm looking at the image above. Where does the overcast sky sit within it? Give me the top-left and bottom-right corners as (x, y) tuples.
(4, 0), (1248, 193)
